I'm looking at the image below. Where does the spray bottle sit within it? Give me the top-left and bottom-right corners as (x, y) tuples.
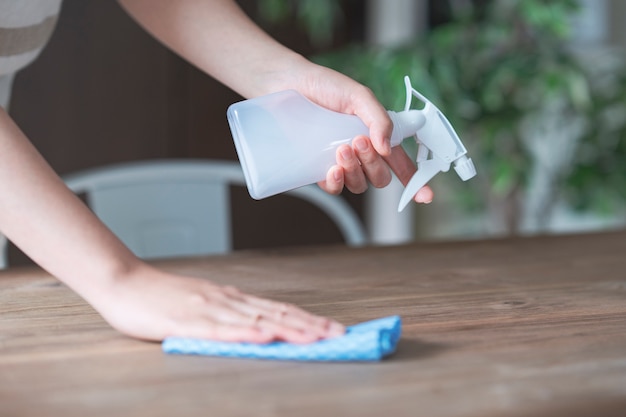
(227, 76), (476, 212)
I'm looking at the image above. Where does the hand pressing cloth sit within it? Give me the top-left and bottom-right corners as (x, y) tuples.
(162, 315), (401, 362)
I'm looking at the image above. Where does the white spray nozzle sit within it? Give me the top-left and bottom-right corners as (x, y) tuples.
(454, 155), (477, 181)
(397, 76), (476, 212)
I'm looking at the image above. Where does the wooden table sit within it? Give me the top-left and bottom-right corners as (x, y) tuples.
(1, 231), (626, 417)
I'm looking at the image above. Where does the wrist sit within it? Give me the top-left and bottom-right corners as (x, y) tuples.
(60, 247), (146, 305)
(249, 52), (311, 97)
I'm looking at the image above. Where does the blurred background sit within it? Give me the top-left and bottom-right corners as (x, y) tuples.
(8, 0), (626, 264)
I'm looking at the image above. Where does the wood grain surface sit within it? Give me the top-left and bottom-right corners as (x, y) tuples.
(1, 231), (626, 417)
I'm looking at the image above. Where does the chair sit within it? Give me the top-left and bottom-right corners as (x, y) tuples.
(0, 159), (367, 266)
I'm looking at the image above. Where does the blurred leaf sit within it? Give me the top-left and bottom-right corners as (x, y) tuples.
(492, 158), (520, 197)
(257, 0), (291, 23)
(296, 0), (342, 47)
(257, 0), (342, 47)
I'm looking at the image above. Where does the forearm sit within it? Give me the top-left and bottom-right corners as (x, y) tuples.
(118, 0), (309, 98)
(117, 0), (420, 200)
(0, 109), (139, 298)
(0, 109), (344, 343)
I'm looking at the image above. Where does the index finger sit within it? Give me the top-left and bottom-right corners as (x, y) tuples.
(352, 86), (393, 156)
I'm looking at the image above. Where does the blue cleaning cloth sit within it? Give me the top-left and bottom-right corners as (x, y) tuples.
(162, 315), (401, 362)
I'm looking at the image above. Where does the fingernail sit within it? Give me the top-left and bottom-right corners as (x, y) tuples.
(415, 188), (433, 204)
(333, 167), (342, 182)
(259, 328), (275, 340)
(297, 330), (320, 344)
(382, 138), (391, 155)
(340, 147), (352, 161)
(327, 321), (345, 337)
(354, 137), (368, 152)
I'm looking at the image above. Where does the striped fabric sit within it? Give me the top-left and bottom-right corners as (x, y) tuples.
(0, 0), (62, 108)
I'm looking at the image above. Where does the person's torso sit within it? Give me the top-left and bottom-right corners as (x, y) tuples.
(0, 0), (62, 108)
(0, 0), (62, 76)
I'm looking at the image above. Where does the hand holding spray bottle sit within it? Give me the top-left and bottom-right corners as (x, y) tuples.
(227, 76), (476, 212)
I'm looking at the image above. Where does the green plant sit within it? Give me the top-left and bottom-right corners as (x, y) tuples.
(258, 0), (626, 235)
(257, 0), (344, 47)
(564, 49), (626, 215)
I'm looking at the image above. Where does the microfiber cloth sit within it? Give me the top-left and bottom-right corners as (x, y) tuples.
(162, 315), (401, 362)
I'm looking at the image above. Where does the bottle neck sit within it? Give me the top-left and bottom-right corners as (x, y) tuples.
(387, 110), (426, 147)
